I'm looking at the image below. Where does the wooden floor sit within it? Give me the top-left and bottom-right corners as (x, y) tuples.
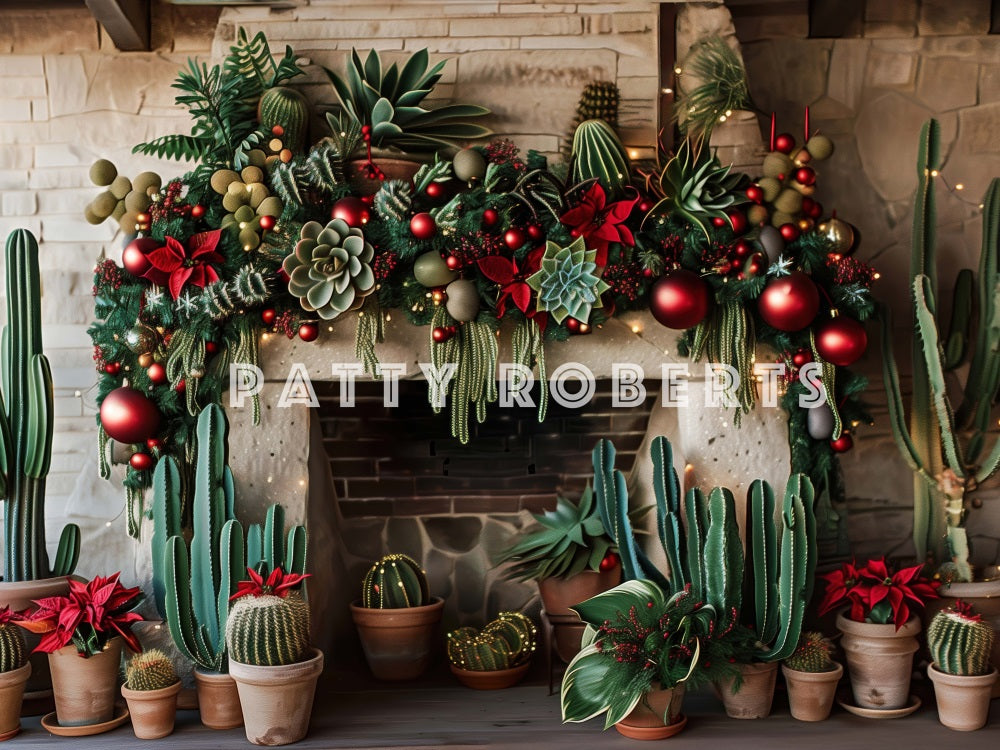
(15, 666), (1000, 748)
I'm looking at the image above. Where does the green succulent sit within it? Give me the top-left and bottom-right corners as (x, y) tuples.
(324, 48), (492, 155)
(526, 237), (609, 325)
(283, 219), (376, 320)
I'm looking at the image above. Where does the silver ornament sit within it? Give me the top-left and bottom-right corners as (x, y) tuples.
(806, 403), (835, 440)
(758, 225), (785, 262)
(445, 279), (480, 322)
(452, 149), (487, 183)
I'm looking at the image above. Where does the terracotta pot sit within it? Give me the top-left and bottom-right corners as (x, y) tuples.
(716, 662), (778, 719)
(121, 681), (181, 739)
(193, 668), (243, 729)
(537, 566), (622, 617)
(0, 663), (30, 740)
(351, 597), (444, 680)
(928, 664), (997, 732)
(546, 613), (588, 664)
(615, 683), (686, 740)
(48, 637), (123, 727)
(450, 662), (529, 690)
(0, 577), (68, 708)
(348, 156), (423, 196)
(229, 648), (324, 746)
(837, 613), (920, 710)
(782, 662), (843, 722)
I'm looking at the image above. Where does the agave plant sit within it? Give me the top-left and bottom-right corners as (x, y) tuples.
(324, 48), (491, 155)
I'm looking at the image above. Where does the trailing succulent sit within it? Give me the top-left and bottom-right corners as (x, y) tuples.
(226, 566), (312, 667)
(361, 554), (430, 609)
(927, 601), (994, 676)
(446, 612), (537, 672)
(125, 649), (179, 691)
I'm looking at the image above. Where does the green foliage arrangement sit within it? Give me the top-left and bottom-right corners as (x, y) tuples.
(675, 37), (754, 141)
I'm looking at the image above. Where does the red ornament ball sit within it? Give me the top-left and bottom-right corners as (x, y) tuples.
(650, 270), (711, 330)
(146, 438), (162, 450)
(205, 341), (218, 355)
(638, 200), (653, 213)
(758, 272), (820, 332)
(746, 185), (764, 204)
(830, 433), (854, 453)
(261, 308), (276, 325)
(504, 228), (526, 250)
(104, 362), (121, 376)
(815, 316), (868, 367)
(482, 208), (499, 227)
(425, 181), (444, 199)
(445, 255), (461, 271)
(565, 318), (581, 333)
(331, 197), (370, 226)
(734, 240), (750, 258)
(774, 133), (796, 154)
(795, 167), (816, 186)
(175, 379), (186, 393)
(258, 215), (276, 231)
(147, 362), (167, 385)
(712, 217), (727, 228)
(432, 325), (457, 343)
(298, 323), (319, 342)
(100, 387), (161, 444)
(129, 452), (154, 471)
(791, 349), (812, 368)
(527, 224), (543, 240)
(410, 212), (437, 240)
(728, 211), (748, 235)
(599, 552), (620, 572)
(191, 204), (205, 219)
(807, 201), (823, 220)
(271, 125), (285, 137)
(779, 223), (800, 242)
(121, 237), (159, 278)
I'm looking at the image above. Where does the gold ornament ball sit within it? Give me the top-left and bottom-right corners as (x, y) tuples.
(124, 324), (159, 354)
(817, 217), (854, 255)
(138, 352), (155, 368)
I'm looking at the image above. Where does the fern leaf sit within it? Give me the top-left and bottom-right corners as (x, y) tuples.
(132, 134), (210, 162)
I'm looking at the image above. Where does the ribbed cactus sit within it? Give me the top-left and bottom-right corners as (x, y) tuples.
(125, 649), (179, 691)
(928, 604), (995, 676)
(570, 119), (631, 200)
(0, 230), (80, 582)
(576, 81), (620, 126)
(785, 632), (835, 673)
(226, 593), (310, 667)
(361, 554), (430, 609)
(592, 436), (815, 663)
(881, 119), (1000, 581)
(446, 612), (536, 671)
(0, 623), (26, 673)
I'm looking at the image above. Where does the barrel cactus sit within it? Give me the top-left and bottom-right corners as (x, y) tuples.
(0, 608), (26, 674)
(928, 602), (995, 676)
(125, 649), (179, 691)
(258, 86), (310, 153)
(361, 554), (429, 609)
(283, 219), (376, 320)
(226, 566), (311, 667)
(446, 611), (537, 671)
(577, 81), (620, 127)
(785, 631), (835, 673)
(570, 119), (630, 200)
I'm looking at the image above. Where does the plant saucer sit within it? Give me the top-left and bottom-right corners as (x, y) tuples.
(836, 691), (921, 719)
(40, 703), (130, 736)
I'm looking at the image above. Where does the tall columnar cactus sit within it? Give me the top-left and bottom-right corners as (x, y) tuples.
(927, 604), (995, 676)
(361, 554), (430, 609)
(226, 593), (311, 667)
(0, 622), (26, 673)
(0, 230), (80, 581)
(125, 649), (179, 691)
(446, 612), (537, 672)
(881, 119), (1000, 581)
(592, 436), (815, 662)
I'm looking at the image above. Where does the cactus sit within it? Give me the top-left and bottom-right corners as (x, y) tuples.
(125, 649), (179, 691)
(570, 119), (631, 201)
(0, 229), (80, 582)
(446, 612), (537, 671)
(927, 603), (995, 676)
(561, 81), (620, 162)
(258, 86), (309, 153)
(0, 623), (26, 674)
(361, 554), (429, 609)
(226, 593), (311, 667)
(785, 632), (835, 673)
(592, 436), (815, 663)
(881, 119), (1000, 581)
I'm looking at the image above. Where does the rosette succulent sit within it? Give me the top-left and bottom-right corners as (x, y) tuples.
(526, 236), (609, 324)
(283, 219), (376, 320)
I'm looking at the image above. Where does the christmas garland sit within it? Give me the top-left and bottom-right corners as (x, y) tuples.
(88, 31), (875, 543)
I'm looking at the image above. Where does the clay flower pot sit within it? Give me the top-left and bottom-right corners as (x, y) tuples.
(837, 613), (919, 710)
(538, 566), (621, 663)
(351, 597), (444, 680)
(450, 662), (529, 690)
(927, 664), (998, 731)
(48, 637), (123, 727)
(615, 684), (686, 740)
(716, 661), (778, 719)
(348, 155), (423, 195)
(193, 668), (243, 729)
(229, 648), (324, 746)
(121, 681), (181, 739)
(0, 576), (68, 706)
(782, 662), (843, 721)
(0, 663), (30, 740)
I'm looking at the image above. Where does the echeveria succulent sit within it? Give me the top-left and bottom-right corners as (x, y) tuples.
(526, 236), (608, 324)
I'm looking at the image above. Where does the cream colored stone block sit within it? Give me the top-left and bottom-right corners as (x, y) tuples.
(0, 98), (31, 122)
(1, 54), (43, 77)
(450, 14), (582, 37)
(28, 166), (91, 190)
(31, 98), (48, 121)
(44, 54), (87, 118)
(404, 36), (517, 52)
(2, 77), (46, 99)
(1, 190), (36, 216)
(0, 170), (28, 190)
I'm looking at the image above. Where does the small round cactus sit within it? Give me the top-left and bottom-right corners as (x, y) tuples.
(226, 593), (311, 667)
(928, 601), (995, 676)
(784, 631), (835, 673)
(576, 81), (620, 126)
(0, 624), (26, 674)
(446, 611), (537, 672)
(125, 649), (179, 691)
(361, 554), (430, 609)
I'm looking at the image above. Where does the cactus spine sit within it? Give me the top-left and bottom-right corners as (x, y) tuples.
(881, 119), (1000, 581)
(0, 229), (80, 581)
(570, 119), (631, 201)
(592, 436), (815, 662)
(0, 623), (26, 673)
(928, 607), (994, 676)
(125, 649), (179, 690)
(361, 554), (429, 609)
(226, 593), (310, 667)
(446, 612), (537, 671)
(785, 632), (835, 673)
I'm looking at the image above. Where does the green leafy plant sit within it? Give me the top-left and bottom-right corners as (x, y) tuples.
(446, 611), (537, 671)
(675, 37), (753, 141)
(125, 649), (179, 691)
(784, 631), (835, 673)
(927, 600), (994, 676)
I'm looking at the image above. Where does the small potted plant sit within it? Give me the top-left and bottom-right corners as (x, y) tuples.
(819, 558), (938, 711)
(18, 572), (143, 727)
(0, 607), (30, 740)
(781, 632), (842, 722)
(121, 649), (182, 739)
(226, 565), (323, 746)
(446, 611), (536, 690)
(350, 554), (444, 680)
(926, 601), (997, 731)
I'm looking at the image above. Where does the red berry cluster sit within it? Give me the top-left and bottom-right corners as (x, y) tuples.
(359, 125), (386, 182)
(602, 261), (643, 301)
(450, 232), (506, 268)
(93, 259), (124, 293)
(272, 310), (299, 339)
(148, 180), (192, 222)
(828, 255), (877, 287)
(373, 251), (399, 282)
(484, 138), (525, 170)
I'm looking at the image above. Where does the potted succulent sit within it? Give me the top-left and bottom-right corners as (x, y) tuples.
(226, 565), (323, 746)
(446, 611), (536, 690)
(0, 607), (30, 740)
(17, 573), (143, 727)
(926, 601), (997, 731)
(819, 558), (939, 711)
(350, 553), (444, 680)
(781, 632), (842, 722)
(496, 486), (628, 662)
(121, 649), (182, 739)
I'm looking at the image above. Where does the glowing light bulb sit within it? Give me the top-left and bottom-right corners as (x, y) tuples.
(956, 183), (965, 190)
(631, 324), (641, 334)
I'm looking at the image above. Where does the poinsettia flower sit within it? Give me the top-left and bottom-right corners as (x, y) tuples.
(142, 230), (224, 300)
(560, 183), (639, 266)
(477, 245), (545, 319)
(817, 559), (862, 616)
(231, 566), (311, 602)
(858, 558), (939, 630)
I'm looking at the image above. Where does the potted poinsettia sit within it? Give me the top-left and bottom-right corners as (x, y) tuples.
(819, 558), (938, 712)
(17, 573), (144, 727)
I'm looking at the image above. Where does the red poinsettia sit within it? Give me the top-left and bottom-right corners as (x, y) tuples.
(0, 606), (27, 626)
(559, 183), (639, 266)
(818, 558), (939, 630)
(230, 566), (310, 602)
(477, 245), (545, 321)
(17, 573), (144, 656)
(142, 230), (224, 300)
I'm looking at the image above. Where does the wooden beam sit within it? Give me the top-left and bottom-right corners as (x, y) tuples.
(658, 2), (678, 151)
(84, 0), (149, 51)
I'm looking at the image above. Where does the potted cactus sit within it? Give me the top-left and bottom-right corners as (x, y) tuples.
(121, 649), (181, 739)
(226, 566), (323, 746)
(781, 632), (842, 722)
(446, 611), (536, 690)
(0, 607), (30, 740)
(350, 554), (444, 680)
(0, 229), (81, 705)
(927, 601), (997, 731)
